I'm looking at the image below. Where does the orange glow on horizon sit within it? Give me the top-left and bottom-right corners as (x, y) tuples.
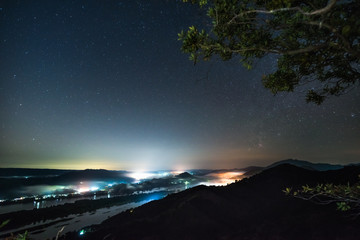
(203, 171), (245, 186)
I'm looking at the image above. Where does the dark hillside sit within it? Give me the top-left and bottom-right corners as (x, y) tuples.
(176, 171), (193, 178)
(0, 168), (70, 177)
(266, 159), (344, 171)
(65, 164), (360, 240)
(55, 169), (130, 183)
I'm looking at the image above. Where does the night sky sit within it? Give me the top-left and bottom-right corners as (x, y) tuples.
(1, 1), (359, 170)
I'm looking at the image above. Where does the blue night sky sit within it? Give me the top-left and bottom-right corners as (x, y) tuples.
(0, 1), (359, 170)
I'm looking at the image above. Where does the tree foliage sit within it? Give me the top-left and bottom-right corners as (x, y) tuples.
(179, 0), (360, 104)
(0, 220), (28, 240)
(284, 177), (360, 217)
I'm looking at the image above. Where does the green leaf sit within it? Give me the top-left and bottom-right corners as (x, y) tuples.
(0, 219), (10, 229)
(336, 202), (351, 211)
(342, 25), (351, 35)
(283, 187), (292, 195)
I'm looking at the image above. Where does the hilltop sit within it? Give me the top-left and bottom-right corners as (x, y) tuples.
(64, 163), (360, 240)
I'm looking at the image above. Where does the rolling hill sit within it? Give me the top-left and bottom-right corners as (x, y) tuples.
(64, 163), (360, 240)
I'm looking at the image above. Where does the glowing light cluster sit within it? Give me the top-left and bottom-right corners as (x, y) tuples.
(127, 172), (156, 181)
(216, 171), (244, 180)
(76, 184), (100, 193)
(127, 170), (184, 182)
(203, 171), (245, 186)
(170, 170), (184, 175)
(77, 187), (89, 193)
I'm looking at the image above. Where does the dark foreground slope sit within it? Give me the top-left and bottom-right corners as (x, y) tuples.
(65, 164), (360, 240)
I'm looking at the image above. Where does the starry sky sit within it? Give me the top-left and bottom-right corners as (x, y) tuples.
(0, 1), (359, 170)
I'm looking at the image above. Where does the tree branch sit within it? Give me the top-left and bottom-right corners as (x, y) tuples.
(228, 0), (337, 24)
(283, 44), (327, 55)
(199, 43), (327, 56)
(305, 21), (360, 58)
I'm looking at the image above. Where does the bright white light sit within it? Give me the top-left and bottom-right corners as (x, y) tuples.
(127, 170), (189, 182)
(14, 197), (25, 201)
(90, 186), (99, 191)
(77, 187), (89, 193)
(160, 172), (170, 177)
(127, 172), (156, 181)
(201, 181), (226, 186)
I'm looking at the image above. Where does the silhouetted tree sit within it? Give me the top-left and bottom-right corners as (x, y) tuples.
(179, 0), (360, 104)
(284, 177), (360, 217)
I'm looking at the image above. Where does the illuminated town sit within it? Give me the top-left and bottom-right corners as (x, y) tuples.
(0, 168), (247, 238)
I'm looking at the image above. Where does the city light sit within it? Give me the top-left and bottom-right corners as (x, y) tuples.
(201, 171), (245, 186)
(127, 170), (186, 182)
(127, 171), (156, 181)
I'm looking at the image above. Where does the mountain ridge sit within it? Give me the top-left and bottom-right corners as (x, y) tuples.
(64, 163), (360, 240)
(266, 159), (344, 171)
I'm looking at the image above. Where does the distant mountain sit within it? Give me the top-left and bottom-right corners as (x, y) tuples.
(176, 172), (193, 178)
(238, 166), (264, 176)
(267, 159), (344, 171)
(0, 169), (132, 199)
(55, 169), (132, 183)
(67, 164), (360, 240)
(0, 168), (71, 177)
(188, 169), (215, 176)
(190, 167), (264, 178)
(188, 160), (348, 179)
